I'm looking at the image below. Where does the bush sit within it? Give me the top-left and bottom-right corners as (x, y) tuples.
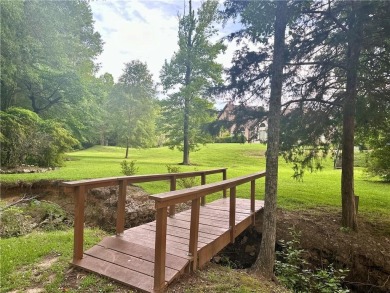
(121, 160), (139, 176)
(0, 206), (33, 237)
(0, 107), (78, 167)
(366, 147), (390, 182)
(275, 228), (349, 293)
(0, 200), (70, 238)
(166, 165), (199, 188)
(215, 134), (246, 143)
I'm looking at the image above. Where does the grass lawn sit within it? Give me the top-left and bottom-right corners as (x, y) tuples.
(0, 228), (108, 292)
(1, 143), (388, 221)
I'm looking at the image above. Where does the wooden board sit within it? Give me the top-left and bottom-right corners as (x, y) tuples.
(85, 245), (178, 281)
(99, 237), (189, 271)
(140, 223), (213, 244)
(73, 255), (155, 293)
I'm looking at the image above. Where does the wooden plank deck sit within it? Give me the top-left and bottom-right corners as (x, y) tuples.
(71, 197), (264, 293)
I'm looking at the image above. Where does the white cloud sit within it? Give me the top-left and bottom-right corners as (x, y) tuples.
(91, 0), (241, 95)
(91, 0), (180, 82)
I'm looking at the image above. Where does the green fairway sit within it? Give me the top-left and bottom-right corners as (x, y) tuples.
(1, 144), (388, 221)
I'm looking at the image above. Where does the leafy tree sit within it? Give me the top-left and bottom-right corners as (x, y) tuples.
(0, 1), (24, 111)
(0, 107), (78, 167)
(284, 0), (390, 229)
(92, 73), (115, 146)
(110, 61), (157, 158)
(160, 0), (226, 164)
(223, 0), (389, 231)
(0, 0), (103, 140)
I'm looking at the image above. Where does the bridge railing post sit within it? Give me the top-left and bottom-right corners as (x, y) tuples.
(200, 173), (206, 206)
(188, 197), (200, 270)
(154, 206), (168, 292)
(73, 185), (86, 261)
(222, 169), (227, 198)
(229, 186), (236, 243)
(250, 180), (256, 225)
(116, 179), (127, 235)
(169, 176), (176, 217)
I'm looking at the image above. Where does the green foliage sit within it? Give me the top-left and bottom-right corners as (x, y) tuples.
(109, 60), (158, 151)
(160, 0), (225, 163)
(0, 0), (102, 113)
(366, 147), (390, 182)
(0, 200), (70, 238)
(120, 160), (139, 176)
(166, 165), (199, 188)
(281, 146), (329, 181)
(275, 229), (349, 293)
(358, 110), (390, 181)
(160, 97), (215, 152)
(0, 0), (106, 146)
(0, 205), (33, 238)
(0, 107), (78, 167)
(215, 133), (246, 144)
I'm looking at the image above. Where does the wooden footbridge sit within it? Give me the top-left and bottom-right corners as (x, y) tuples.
(61, 169), (266, 293)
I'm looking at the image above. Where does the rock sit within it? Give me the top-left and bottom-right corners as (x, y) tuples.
(213, 256), (221, 263)
(240, 236), (248, 245)
(245, 245), (256, 254)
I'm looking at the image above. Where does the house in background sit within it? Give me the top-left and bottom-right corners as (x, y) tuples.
(217, 102), (267, 143)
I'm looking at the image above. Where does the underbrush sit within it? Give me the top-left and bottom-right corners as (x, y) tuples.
(0, 198), (71, 238)
(166, 164), (200, 188)
(275, 229), (349, 293)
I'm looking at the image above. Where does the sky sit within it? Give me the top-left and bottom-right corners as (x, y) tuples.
(90, 0), (241, 86)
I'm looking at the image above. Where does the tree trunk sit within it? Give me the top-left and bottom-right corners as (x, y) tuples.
(183, 96), (190, 165)
(341, 1), (362, 230)
(182, 0), (193, 166)
(253, 0), (287, 278)
(125, 137), (129, 159)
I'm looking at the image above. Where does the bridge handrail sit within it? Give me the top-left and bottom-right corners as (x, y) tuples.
(60, 168), (227, 265)
(150, 171), (266, 208)
(149, 170), (266, 292)
(61, 168), (227, 190)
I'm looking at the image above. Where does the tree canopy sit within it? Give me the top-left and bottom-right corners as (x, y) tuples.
(0, 107), (78, 167)
(110, 60), (158, 158)
(1, 0), (103, 126)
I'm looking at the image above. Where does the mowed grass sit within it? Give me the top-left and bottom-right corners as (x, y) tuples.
(0, 228), (108, 292)
(1, 143), (388, 222)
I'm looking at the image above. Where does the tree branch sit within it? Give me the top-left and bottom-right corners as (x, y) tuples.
(282, 98), (342, 109)
(0, 195), (40, 212)
(303, 10), (348, 33)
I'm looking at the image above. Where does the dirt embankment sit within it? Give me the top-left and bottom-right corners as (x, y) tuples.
(276, 209), (390, 293)
(217, 209), (390, 293)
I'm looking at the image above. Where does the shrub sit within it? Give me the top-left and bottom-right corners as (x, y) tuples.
(121, 160), (139, 176)
(275, 228), (349, 293)
(215, 134), (246, 143)
(166, 165), (199, 188)
(366, 147), (390, 182)
(0, 200), (70, 238)
(0, 206), (33, 237)
(0, 107), (78, 167)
